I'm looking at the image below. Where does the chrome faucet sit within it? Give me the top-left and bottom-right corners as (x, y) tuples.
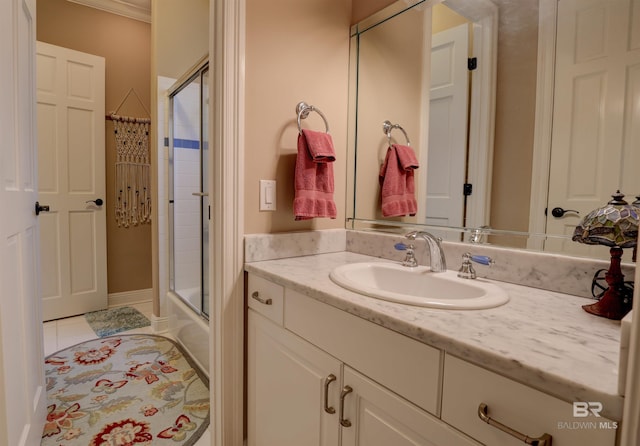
(405, 231), (447, 272)
(469, 225), (490, 244)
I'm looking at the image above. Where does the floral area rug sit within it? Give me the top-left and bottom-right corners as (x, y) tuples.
(42, 334), (209, 446)
(84, 306), (151, 338)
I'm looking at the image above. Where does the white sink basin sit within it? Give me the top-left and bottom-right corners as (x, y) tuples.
(329, 262), (509, 309)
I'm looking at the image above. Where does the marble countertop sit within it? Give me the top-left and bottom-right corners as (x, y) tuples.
(245, 251), (624, 421)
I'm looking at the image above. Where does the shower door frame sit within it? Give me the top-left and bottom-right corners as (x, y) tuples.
(167, 56), (210, 319)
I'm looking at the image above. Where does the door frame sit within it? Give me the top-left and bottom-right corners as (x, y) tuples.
(210, 0), (245, 445)
(527, 0), (557, 247)
(461, 0), (497, 230)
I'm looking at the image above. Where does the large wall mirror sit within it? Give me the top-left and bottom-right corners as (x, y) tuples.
(347, 0), (640, 261)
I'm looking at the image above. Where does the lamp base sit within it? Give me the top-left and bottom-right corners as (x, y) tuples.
(582, 289), (631, 320)
(582, 247), (631, 320)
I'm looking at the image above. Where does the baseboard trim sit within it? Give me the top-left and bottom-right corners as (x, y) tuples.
(151, 314), (169, 333)
(108, 288), (153, 308)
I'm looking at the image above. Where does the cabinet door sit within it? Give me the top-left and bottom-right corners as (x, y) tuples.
(341, 367), (481, 446)
(247, 310), (341, 446)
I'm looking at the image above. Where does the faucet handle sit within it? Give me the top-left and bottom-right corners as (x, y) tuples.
(469, 254), (494, 266)
(458, 253), (494, 279)
(395, 242), (418, 267)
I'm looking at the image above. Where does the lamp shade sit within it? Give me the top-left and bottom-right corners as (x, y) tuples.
(572, 191), (640, 248)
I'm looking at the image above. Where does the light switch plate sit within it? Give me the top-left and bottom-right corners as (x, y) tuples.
(259, 180), (276, 211)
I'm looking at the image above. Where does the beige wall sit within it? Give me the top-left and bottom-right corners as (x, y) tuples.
(37, 0), (152, 293)
(352, 0), (396, 24)
(354, 7), (427, 223)
(244, 0), (352, 234)
(155, 0), (209, 79)
(490, 0), (538, 241)
(432, 3), (469, 34)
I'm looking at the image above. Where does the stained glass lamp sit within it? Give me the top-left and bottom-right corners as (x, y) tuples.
(572, 191), (639, 320)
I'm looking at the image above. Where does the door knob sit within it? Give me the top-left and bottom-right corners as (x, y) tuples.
(35, 201), (50, 216)
(548, 207), (579, 218)
(86, 198), (104, 206)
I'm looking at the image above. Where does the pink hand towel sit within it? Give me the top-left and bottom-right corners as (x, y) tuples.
(301, 129), (336, 162)
(294, 129), (337, 220)
(379, 144), (419, 217)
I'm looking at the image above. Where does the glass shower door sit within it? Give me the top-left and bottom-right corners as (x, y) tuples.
(169, 62), (210, 318)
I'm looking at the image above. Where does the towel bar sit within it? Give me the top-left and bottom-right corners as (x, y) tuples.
(383, 120), (411, 146)
(296, 101), (330, 134)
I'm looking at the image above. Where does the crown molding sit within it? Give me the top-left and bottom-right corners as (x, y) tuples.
(67, 0), (151, 23)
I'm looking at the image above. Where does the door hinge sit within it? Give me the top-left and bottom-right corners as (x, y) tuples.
(463, 183), (473, 196)
(468, 57), (477, 71)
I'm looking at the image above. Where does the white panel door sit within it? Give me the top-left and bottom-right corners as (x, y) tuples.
(0, 0), (47, 444)
(36, 41), (107, 321)
(545, 0), (640, 257)
(424, 23), (469, 234)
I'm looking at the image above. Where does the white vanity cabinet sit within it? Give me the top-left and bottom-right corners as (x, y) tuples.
(246, 272), (619, 446)
(247, 273), (480, 446)
(247, 311), (479, 446)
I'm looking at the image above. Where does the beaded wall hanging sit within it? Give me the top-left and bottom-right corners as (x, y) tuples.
(107, 88), (152, 228)
(111, 115), (152, 227)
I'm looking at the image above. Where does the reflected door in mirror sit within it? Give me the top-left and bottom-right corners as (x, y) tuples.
(545, 0), (640, 259)
(423, 23), (469, 235)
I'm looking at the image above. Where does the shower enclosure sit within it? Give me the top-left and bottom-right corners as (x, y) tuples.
(168, 60), (210, 319)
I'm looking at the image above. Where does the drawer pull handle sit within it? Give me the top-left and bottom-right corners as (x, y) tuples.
(323, 374), (336, 414)
(251, 291), (272, 305)
(478, 403), (552, 445)
(339, 385), (353, 427)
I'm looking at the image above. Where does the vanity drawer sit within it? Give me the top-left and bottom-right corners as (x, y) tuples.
(247, 274), (284, 325)
(441, 354), (617, 446)
(284, 288), (442, 415)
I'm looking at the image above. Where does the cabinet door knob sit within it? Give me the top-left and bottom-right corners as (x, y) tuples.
(339, 386), (353, 427)
(478, 403), (552, 445)
(251, 291), (272, 305)
(323, 374), (336, 414)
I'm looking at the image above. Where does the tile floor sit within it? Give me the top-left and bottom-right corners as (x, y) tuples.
(42, 301), (212, 446)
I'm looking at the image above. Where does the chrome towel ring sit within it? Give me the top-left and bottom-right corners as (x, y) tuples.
(383, 120), (411, 146)
(297, 101), (330, 134)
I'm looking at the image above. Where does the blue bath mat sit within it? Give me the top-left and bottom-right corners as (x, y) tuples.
(84, 306), (151, 337)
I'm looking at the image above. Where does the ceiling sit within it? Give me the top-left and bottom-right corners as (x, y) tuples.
(67, 0), (151, 23)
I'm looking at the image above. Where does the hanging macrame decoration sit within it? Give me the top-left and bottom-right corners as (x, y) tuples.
(112, 114), (152, 227)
